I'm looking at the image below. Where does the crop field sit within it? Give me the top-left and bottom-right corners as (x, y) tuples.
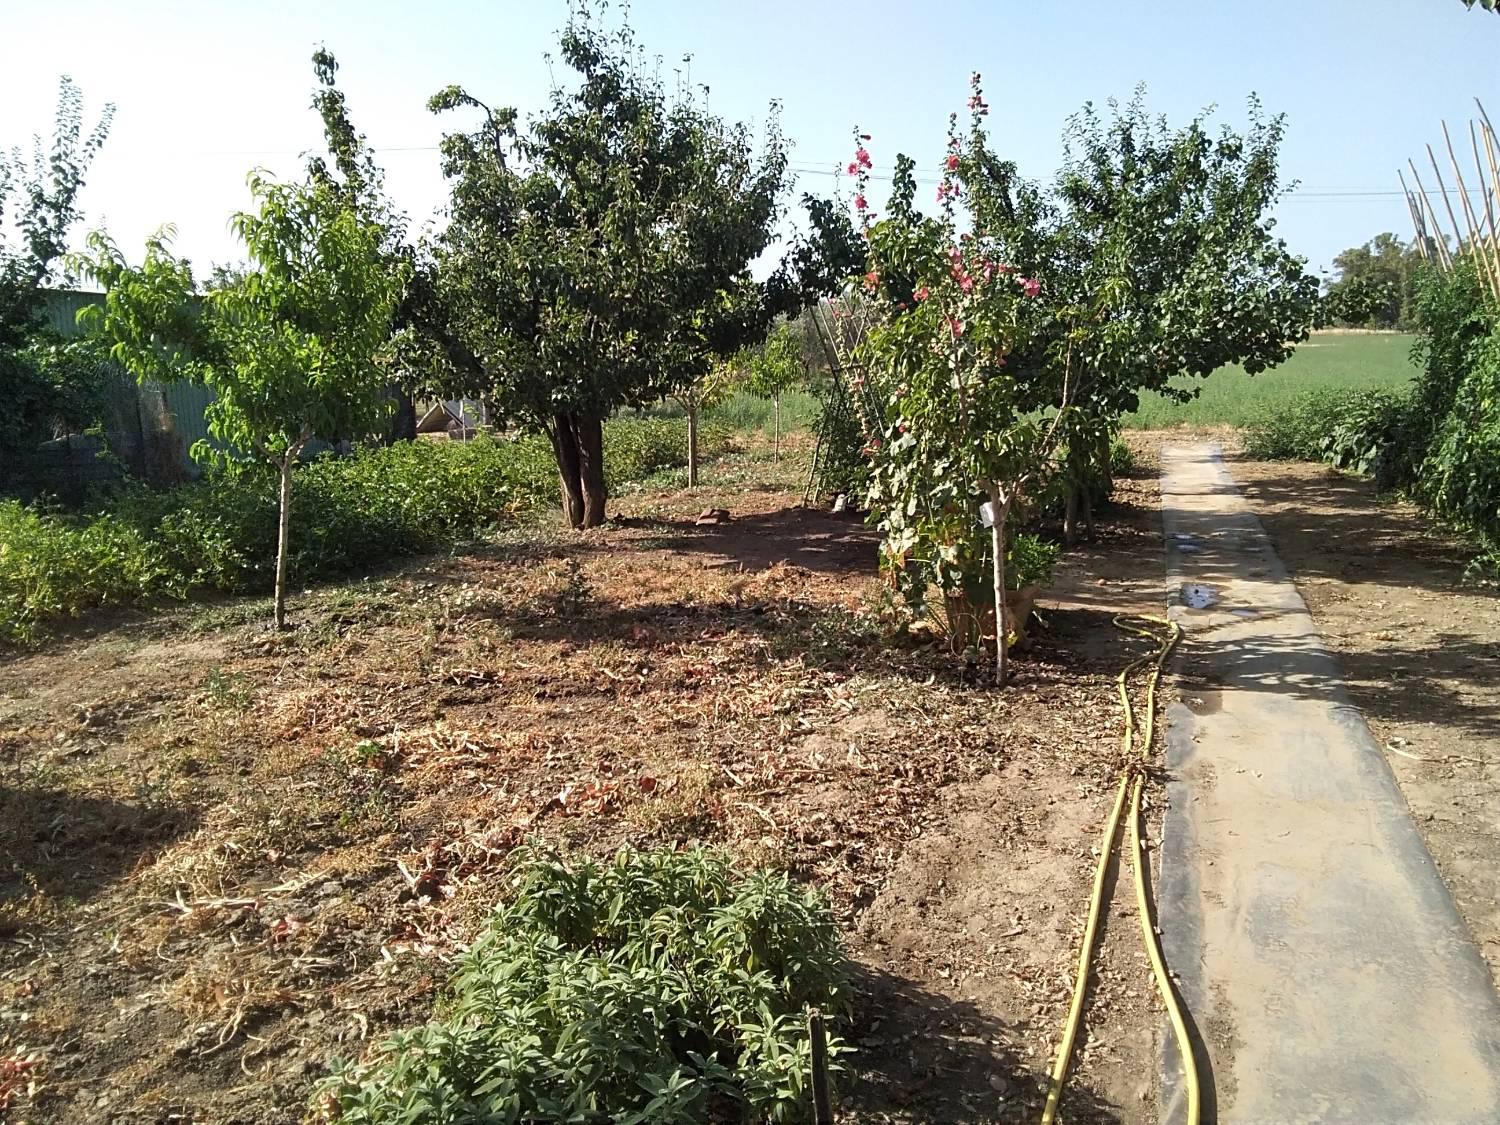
(1122, 332), (1419, 429)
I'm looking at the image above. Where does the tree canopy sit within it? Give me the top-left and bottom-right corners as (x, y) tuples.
(417, 9), (791, 527)
(81, 176), (403, 626)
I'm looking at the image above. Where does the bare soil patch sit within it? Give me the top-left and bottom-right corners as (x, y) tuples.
(1226, 456), (1500, 984)
(1, 453), (1171, 1124)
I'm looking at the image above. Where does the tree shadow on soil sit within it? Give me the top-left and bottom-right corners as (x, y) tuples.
(0, 786), (195, 925)
(1167, 611), (1500, 741)
(1221, 455), (1497, 601)
(628, 506), (880, 576)
(842, 965), (1125, 1124)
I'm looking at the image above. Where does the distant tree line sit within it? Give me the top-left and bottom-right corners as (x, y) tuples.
(1321, 232), (1430, 330)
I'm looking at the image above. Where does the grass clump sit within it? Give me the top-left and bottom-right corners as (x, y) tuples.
(313, 845), (849, 1125)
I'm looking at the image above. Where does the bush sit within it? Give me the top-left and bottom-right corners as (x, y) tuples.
(314, 845), (849, 1125)
(1108, 439), (1137, 479)
(1, 417), (723, 643)
(0, 501), (177, 643)
(1009, 531), (1059, 590)
(1242, 389), (1356, 461)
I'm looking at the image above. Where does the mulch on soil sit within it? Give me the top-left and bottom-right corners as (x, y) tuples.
(1, 453), (1171, 1124)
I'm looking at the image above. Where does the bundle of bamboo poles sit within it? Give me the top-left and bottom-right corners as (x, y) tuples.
(1400, 98), (1500, 309)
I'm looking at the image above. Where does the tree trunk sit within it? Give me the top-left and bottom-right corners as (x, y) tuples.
(273, 448), (297, 630)
(1063, 481), (1079, 546)
(577, 414), (607, 528)
(987, 482), (1010, 687)
(774, 393), (781, 460)
(1081, 481), (1095, 540)
(687, 401), (700, 489)
(551, 413), (586, 530)
(388, 385), (417, 444)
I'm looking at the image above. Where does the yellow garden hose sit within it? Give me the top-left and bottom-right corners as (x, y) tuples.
(1039, 614), (1200, 1125)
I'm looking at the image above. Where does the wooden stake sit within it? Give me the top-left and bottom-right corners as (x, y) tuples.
(1409, 160), (1453, 269)
(1479, 117), (1500, 299)
(808, 1008), (834, 1125)
(1444, 121), (1500, 304)
(1472, 121), (1498, 245)
(1398, 169), (1430, 259)
(1427, 143), (1466, 261)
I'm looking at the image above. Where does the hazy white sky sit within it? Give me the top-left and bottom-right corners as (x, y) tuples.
(2, 0), (1496, 283)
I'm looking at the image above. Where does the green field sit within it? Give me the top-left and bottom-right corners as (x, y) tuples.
(1122, 332), (1420, 429)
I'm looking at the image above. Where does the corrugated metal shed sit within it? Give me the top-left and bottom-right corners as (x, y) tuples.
(40, 288), (214, 475)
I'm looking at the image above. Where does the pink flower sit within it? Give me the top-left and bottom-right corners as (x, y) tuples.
(1019, 277), (1041, 298)
(847, 161), (858, 175)
(945, 153), (960, 171)
(854, 193), (867, 211)
(947, 246), (962, 262)
(914, 286), (930, 302)
(958, 274), (974, 293)
(948, 316), (964, 337)
(856, 147), (872, 169)
(863, 270), (879, 292)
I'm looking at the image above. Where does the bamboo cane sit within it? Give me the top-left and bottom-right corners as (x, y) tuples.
(1409, 160), (1454, 269)
(1443, 122), (1500, 304)
(1478, 115), (1500, 298)
(1398, 169), (1430, 260)
(1427, 144), (1466, 261)
(1470, 123), (1497, 245)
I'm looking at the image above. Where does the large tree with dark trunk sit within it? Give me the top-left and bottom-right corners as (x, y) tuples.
(421, 8), (788, 528)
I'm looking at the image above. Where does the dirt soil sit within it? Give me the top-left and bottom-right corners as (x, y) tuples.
(1225, 455), (1500, 986)
(0, 450), (1172, 1125)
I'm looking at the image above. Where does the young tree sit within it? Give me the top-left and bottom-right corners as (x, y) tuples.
(79, 176), (403, 627)
(746, 319), (806, 458)
(1, 76), (113, 487)
(1036, 91), (1320, 539)
(420, 9), (788, 527)
(307, 47), (422, 442)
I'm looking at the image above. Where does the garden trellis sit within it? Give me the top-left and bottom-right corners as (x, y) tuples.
(1401, 99), (1500, 309)
(801, 299), (885, 506)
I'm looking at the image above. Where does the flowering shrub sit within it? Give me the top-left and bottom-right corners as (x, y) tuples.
(854, 78), (1070, 682)
(851, 76), (1318, 681)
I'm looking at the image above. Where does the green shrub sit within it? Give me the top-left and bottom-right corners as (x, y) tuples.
(1242, 389), (1354, 460)
(0, 501), (177, 643)
(2, 418), (724, 643)
(315, 845), (849, 1124)
(604, 417), (732, 486)
(1317, 389), (1416, 485)
(1009, 531), (1059, 590)
(1108, 438), (1137, 479)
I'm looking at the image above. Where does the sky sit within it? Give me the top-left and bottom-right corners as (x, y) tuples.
(1, 0), (1496, 286)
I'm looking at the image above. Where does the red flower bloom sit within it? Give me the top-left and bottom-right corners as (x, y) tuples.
(847, 161), (858, 175)
(1020, 277), (1041, 298)
(914, 286), (930, 302)
(863, 270), (879, 292)
(948, 316), (965, 337)
(855, 147), (872, 169)
(854, 193), (867, 211)
(945, 153), (960, 171)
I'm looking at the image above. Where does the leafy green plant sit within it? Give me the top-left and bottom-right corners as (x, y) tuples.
(313, 845), (849, 1124)
(80, 174), (405, 629)
(0, 500), (174, 644)
(0, 418), (730, 645)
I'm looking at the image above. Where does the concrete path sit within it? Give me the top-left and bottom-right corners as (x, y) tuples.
(1157, 443), (1500, 1125)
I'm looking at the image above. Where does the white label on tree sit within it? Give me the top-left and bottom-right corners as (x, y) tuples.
(979, 500), (997, 528)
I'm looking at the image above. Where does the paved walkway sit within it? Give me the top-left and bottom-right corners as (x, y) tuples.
(1157, 443), (1500, 1124)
